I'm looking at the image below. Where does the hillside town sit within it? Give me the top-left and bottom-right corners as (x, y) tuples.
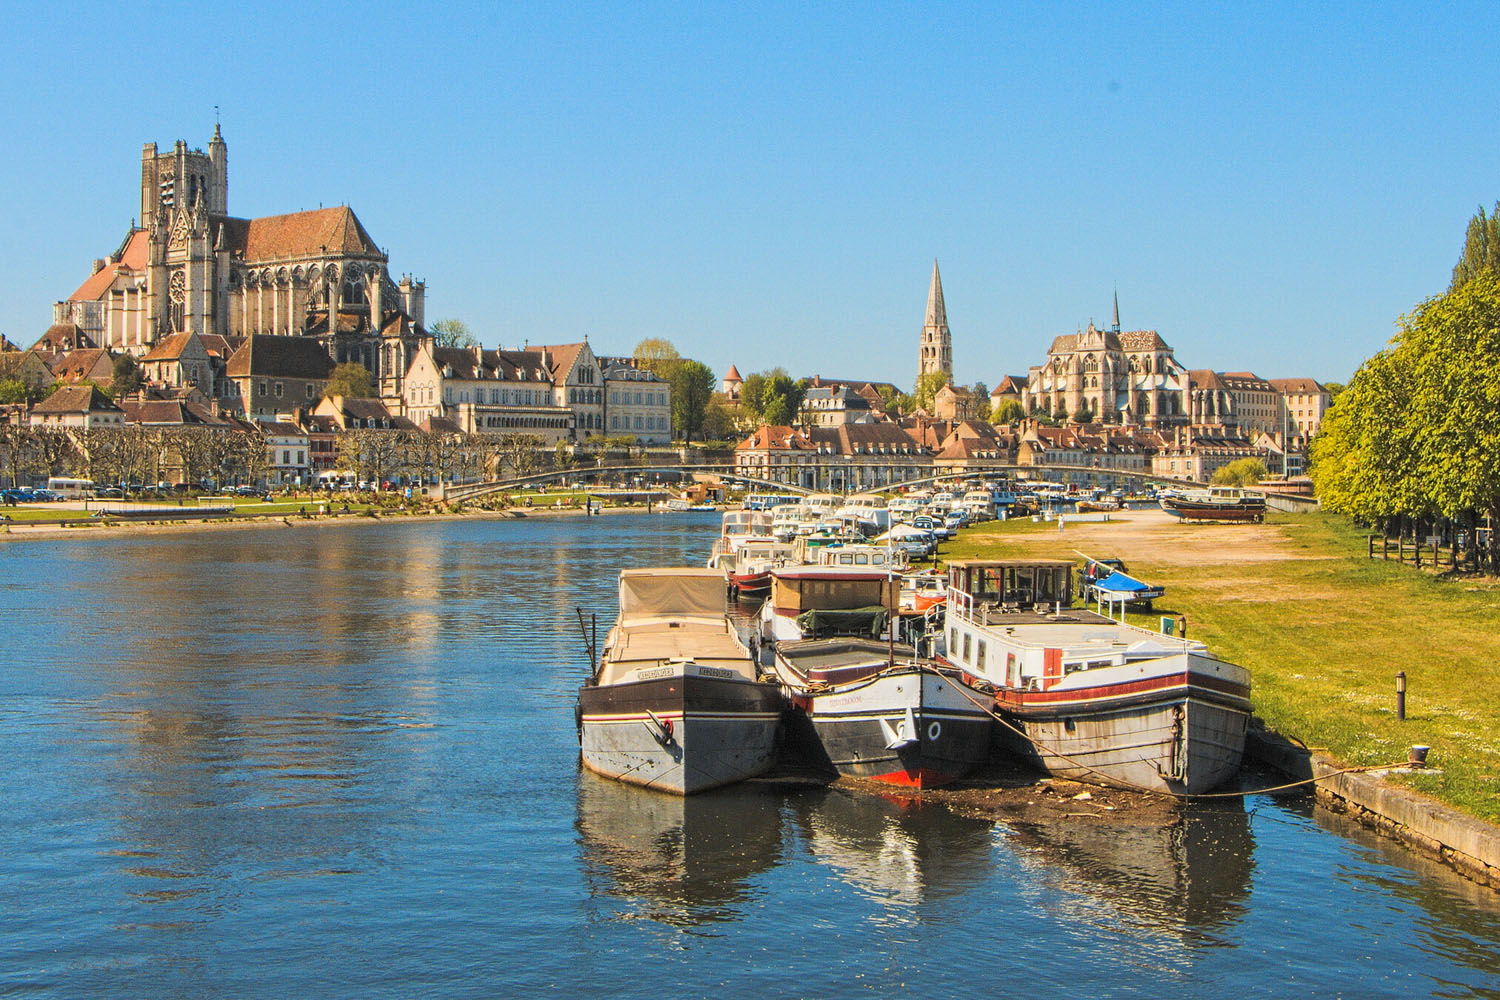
(0, 128), (1330, 494)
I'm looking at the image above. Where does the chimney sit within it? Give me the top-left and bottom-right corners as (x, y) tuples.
(92, 259), (106, 274)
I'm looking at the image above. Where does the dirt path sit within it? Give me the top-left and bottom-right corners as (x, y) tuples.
(999, 508), (1333, 567)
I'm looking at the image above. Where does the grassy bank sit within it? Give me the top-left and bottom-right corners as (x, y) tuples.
(944, 511), (1500, 823)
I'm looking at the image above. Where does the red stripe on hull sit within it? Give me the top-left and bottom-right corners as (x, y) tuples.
(1000, 671), (1249, 708)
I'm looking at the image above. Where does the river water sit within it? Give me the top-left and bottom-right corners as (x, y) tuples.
(2, 512), (1498, 998)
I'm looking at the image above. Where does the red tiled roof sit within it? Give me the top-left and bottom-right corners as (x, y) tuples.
(32, 385), (121, 415)
(141, 332), (201, 362)
(225, 335), (335, 379)
(221, 206), (381, 262)
(69, 230), (149, 302)
(522, 343), (585, 382)
(1267, 377), (1327, 394)
(50, 348), (113, 382)
(736, 425), (814, 452)
(31, 323), (97, 355)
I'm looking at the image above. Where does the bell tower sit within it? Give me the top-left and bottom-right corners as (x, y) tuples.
(918, 259), (952, 383)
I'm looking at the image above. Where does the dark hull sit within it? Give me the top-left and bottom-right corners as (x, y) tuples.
(578, 673), (783, 795)
(786, 670), (992, 788)
(1159, 496), (1265, 522)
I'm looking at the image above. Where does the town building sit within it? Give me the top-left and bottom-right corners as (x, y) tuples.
(720, 364), (743, 401)
(599, 357), (673, 445)
(402, 344), (573, 445)
(1218, 371), (1283, 434)
(30, 385), (125, 429)
(1269, 377), (1331, 439)
(802, 384), (875, 426)
(734, 422), (931, 492)
(931, 420), (1019, 476)
(1149, 425), (1261, 481)
(932, 383), (980, 421)
(917, 260), (952, 383)
(263, 421), (313, 487)
(49, 348), (114, 387)
(223, 335), (335, 421)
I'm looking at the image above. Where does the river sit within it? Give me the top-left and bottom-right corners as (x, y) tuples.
(2, 513), (1498, 998)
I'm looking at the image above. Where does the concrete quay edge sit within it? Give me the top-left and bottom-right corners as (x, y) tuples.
(1245, 729), (1500, 889)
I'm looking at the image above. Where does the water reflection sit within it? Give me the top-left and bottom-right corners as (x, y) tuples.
(1000, 799), (1255, 944)
(789, 786), (995, 910)
(575, 771), (785, 926)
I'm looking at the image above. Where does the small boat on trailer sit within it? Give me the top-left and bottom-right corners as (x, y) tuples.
(941, 559), (1250, 794)
(577, 568), (783, 795)
(773, 637), (993, 788)
(1159, 486), (1266, 522)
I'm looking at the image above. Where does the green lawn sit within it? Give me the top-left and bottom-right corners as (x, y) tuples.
(944, 511), (1500, 822)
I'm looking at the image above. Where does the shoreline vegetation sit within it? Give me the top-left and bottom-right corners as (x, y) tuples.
(944, 509), (1500, 826)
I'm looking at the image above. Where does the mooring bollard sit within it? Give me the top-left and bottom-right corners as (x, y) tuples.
(1396, 670), (1406, 721)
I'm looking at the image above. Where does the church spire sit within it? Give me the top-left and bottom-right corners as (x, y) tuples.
(918, 259), (953, 383)
(1111, 287), (1120, 332)
(925, 259), (947, 329)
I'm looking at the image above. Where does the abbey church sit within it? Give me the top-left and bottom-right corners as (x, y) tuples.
(53, 126), (429, 398)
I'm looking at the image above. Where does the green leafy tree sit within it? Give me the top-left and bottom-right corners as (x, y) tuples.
(109, 354), (143, 399)
(1451, 202), (1500, 291)
(911, 371), (951, 413)
(737, 372), (767, 419)
(670, 360), (716, 443)
(1211, 458), (1268, 486)
(1309, 274), (1500, 565)
(991, 399), (1025, 424)
(632, 338), (681, 378)
(324, 362), (375, 399)
(430, 318), (478, 349)
(0, 378), (28, 405)
(702, 397), (739, 441)
(760, 374), (806, 427)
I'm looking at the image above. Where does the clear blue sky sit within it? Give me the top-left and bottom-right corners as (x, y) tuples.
(5, 2), (1497, 390)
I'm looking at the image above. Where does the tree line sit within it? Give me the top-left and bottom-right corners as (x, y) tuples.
(1311, 205), (1500, 567)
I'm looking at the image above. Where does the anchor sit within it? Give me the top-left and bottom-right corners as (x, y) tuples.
(881, 707), (920, 750)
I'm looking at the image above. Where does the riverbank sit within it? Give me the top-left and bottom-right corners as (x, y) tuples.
(0, 499), (686, 541)
(945, 508), (1500, 881)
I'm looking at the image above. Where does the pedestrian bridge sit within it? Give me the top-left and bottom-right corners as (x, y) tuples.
(443, 462), (1205, 503)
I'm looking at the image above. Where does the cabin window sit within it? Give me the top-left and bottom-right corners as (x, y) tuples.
(962, 634), (971, 660)
(976, 642), (986, 670)
(949, 627), (957, 653)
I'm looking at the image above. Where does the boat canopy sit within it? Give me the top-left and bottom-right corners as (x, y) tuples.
(618, 568), (726, 621)
(1091, 571), (1155, 594)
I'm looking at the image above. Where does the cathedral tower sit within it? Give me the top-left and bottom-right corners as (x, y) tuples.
(918, 259), (952, 383)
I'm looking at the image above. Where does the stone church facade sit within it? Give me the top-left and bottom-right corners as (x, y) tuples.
(1025, 305), (1190, 427)
(53, 127), (429, 401)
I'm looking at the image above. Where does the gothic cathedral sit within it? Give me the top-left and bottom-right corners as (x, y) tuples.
(55, 127), (430, 399)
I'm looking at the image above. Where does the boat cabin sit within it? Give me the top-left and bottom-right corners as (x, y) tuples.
(597, 568), (758, 686)
(762, 565), (899, 642)
(814, 543), (906, 571)
(946, 559), (1074, 612)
